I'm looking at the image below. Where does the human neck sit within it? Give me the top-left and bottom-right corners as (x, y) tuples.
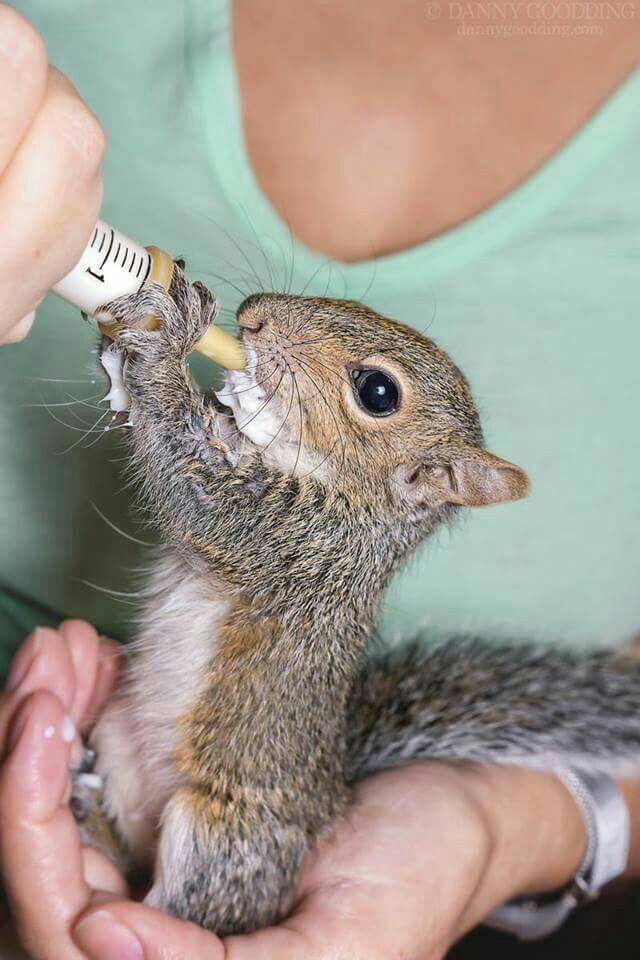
(233, 0), (640, 260)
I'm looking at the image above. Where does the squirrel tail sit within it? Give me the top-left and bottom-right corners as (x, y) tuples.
(346, 638), (640, 781)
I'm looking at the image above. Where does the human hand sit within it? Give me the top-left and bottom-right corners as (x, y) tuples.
(0, 5), (105, 344)
(1, 625), (592, 960)
(68, 762), (589, 960)
(0, 621), (124, 959)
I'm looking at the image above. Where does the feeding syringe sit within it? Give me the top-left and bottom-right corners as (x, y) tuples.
(52, 219), (245, 370)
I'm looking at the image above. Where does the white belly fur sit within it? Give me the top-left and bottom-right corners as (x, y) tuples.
(91, 550), (229, 866)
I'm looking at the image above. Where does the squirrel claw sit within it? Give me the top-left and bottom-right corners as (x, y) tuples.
(73, 743), (97, 775)
(69, 742), (126, 870)
(99, 270), (219, 360)
(70, 744), (104, 825)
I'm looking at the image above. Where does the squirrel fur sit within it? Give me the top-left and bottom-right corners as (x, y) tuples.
(74, 270), (640, 936)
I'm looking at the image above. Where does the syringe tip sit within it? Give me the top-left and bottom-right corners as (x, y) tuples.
(195, 325), (246, 370)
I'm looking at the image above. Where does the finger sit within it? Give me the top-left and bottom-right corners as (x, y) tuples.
(0, 66), (105, 330)
(0, 691), (88, 960)
(73, 901), (226, 960)
(0, 5), (48, 171)
(83, 639), (123, 732)
(58, 619), (101, 726)
(1, 627), (76, 750)
(0, 308), (36, 344)
(82, 848), (128, 899)
(73, 898), (329, 960)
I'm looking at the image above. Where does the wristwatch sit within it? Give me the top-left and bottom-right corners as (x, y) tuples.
(486, 766), (630, 941)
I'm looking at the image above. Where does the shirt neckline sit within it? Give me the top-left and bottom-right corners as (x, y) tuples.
(187, 0), (640, 298)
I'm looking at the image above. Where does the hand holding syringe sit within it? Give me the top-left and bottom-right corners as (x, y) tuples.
(53, 220), (246, 371)
(0, 7), (244, 369)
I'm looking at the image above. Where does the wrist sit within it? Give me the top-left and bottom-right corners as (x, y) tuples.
(453, 763), (588, 935)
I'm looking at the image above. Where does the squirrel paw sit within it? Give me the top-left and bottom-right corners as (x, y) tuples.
(99, 268), (219, 360)
(70, 744), (129, 871)
(70, 743), (104, 827)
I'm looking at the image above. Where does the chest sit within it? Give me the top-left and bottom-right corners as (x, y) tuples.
(233, 0), (640, 261)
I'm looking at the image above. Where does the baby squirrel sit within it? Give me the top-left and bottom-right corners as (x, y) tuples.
(76, 269), (640, 936)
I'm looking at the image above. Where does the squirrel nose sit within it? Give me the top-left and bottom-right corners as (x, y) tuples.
(237, 294), (265, 332)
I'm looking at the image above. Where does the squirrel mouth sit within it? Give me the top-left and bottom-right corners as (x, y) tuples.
(214, 345), (283, 447)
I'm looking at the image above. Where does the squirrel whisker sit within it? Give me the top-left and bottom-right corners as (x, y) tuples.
(79, 578), (142, 605)
(214, 362), (279, 399)
(297, 258), (335, 299)
(24, 390), (105, 410)
(194, 269), (253, 300)
(236, 204), (279, 293)
(221, 365), (288, 445)
(289, 358), (305, 479)
(258, 363), (297, 454)
(293, 356), (349, 483)
(89, 500), (155, 548)
(199, 214), (267, 295)
(38, 405), (112, 455)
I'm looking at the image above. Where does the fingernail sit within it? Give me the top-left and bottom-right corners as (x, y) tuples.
(74, 911), (144, 960)
(5, 629), (43, 693)
(61, 714), (76, 743)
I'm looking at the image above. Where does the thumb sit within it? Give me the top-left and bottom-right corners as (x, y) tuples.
(72, 900), (312, 960)
(73, 901), (226, 960)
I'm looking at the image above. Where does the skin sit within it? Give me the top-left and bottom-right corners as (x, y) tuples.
(235, 0), (640, 260)
(0, 4), (105, 344)
(2, 2), (640, 957)
(2, 627), (640, 960)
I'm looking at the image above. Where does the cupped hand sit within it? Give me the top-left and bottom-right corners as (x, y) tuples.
(0, 624), (587, 960)
(0, 621), (124, 959)
(0, 623), (499, 960)
(73, 764), (497, 960)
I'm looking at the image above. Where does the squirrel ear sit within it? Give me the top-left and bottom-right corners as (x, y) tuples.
(393, 450), (530, 509)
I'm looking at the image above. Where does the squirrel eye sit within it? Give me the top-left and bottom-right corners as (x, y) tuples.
(352, 368), (400, 416)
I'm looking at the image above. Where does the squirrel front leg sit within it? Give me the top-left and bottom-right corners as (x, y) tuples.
(145, 786), (307, 935)
(102, 274), (238, 540)
(102, 274), (297, 579)
(103, 274), (336, 605)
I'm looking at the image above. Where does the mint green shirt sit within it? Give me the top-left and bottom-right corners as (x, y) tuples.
(1, 0), (639, 673)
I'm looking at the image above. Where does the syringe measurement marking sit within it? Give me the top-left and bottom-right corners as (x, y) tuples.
(139, 252), (151, 290)
(99, 228), (115, 270)
(85, 225), (108, 283)
(53, 221), (160, 311)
